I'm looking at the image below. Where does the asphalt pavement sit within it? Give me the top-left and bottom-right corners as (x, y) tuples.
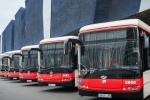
(0, 77), (98, 100)
(0, 77), (149, 100)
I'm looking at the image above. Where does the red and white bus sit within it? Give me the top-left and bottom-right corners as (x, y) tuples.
(38, 36), (78, 87)
(0, 53), (7, 77)
(66, 19), (150, 100)
(0, 53), (11, 77)
(7, 50), (22, 80)
(20, 45), (39, 82)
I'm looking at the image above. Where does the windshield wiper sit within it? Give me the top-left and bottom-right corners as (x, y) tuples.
(97, 67), (139, 74)
(119, 68), (140, 74)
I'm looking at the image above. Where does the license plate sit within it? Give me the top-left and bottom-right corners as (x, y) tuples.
(98, 93), (112, 98)
(13, 78), (17, 80)
(27, 80), (32, 82)
(48, 84), (56, 87)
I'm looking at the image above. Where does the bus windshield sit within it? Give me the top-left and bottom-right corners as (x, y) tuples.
(40, 42), (73, 69)
(22, 50), (38, 70)
(29, 50), (38, 68)
(2, 58), (9, 71)
(79, 28), (141, 78)
(11, 55), (20, 69)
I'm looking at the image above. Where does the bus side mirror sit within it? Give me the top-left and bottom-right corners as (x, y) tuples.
(80, 44), (85, 56)
(28, 51), (31, 59)
(9, 58), (13, 65)
(64, 41), (72, 55)
(64, 39), (85, 55)
(40, 51), (43, 60)
(22, 56), (24, 62)
(144, 34), (149, 48)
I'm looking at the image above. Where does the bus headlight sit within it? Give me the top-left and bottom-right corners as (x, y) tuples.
(122, 85), (141, 91)
(78, 79), (82, 84)
(123, 80), (142, 91)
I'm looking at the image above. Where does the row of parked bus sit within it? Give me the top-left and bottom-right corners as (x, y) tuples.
(0, 19), (150, 100)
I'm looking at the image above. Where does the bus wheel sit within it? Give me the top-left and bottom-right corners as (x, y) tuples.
(20, 79), (26, 82)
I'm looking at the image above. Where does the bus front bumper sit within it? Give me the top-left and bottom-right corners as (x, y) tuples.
(48, 80), (75, 87)
(8, 72), (19, 78)
(79, 88), (142, 99)
(19, 72), (37, 80)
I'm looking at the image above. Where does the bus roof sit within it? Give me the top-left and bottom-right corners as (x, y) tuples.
(80, 19), (150, 33)
(21, 45), (39, 51)
(5, 50), (21, 55)
(40, 36), (78, 44)
(0, 53), (6, 58)
(1, 53), (11, 58)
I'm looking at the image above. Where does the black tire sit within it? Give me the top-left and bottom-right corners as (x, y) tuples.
(38, 82), (48, 86)
(9, 77), (13, 80)
(134, 89), (143, 100)
(20, 79), (26, 82)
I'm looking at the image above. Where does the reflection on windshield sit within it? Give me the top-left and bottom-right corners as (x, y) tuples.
(2, 58), (9, 67)
(41, 42), (73, 69)
(1, 58), (9, 71)
(11, 56), (20, 69)
(82, 41), (139, 70)
(29, 50), (38, 68)
(80, 28), (140, 71)
(22, 50), (38, 69)
(22, 51), (28, 69)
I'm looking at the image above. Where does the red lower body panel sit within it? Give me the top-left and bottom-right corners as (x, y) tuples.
(37, 73), (75, 84)
(19, 72), (37, 80)
(8, 72), (19, 78)
(3, 71), (9, 77)
(0, 71), (4, 76)
(78, 78), (143, 92)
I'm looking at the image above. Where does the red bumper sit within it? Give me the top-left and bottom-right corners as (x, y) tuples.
(37, 73), (74, 84)
(19, 72), (37, 80)
(78, 78), (143, 92)
(0, 71), (4, 76)
(3, 71), (9, 77)
(8, 72), (20, 78)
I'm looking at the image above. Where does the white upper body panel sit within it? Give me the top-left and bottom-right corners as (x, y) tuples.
(40, 36), (78, 44)
(80, 19), (150, 33)
(21, 45), (39, 51)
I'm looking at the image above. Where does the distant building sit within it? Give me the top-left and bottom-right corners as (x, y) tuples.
(14, 7), (25, 50)
(51, 0), (142, 37)
(24, 0), (44, 46)
(2, 20), (14, 52)
(1, 0), (150, 52)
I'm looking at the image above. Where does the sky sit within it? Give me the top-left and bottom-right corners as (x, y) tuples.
(139, 0), (150, 12)
(0, 0), (25, 35)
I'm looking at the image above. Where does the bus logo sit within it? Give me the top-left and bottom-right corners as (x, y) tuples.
(50, 71), (53, 74)
(101, 75), (107, 79)
(102, 80), (107, 84)
(101, 75), (107, 84)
